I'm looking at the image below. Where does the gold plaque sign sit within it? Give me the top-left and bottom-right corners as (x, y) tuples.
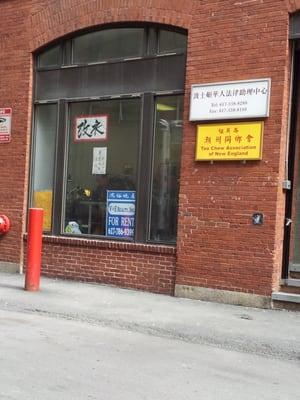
(195, 122), (263, 161)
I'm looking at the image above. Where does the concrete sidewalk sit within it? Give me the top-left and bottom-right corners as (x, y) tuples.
(0, 272), (299, 361)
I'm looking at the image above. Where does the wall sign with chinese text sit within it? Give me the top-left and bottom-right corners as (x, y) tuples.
(190, 79), (271, 121)
(195, 122), (263, 161)
(106, 191), (136, 239)
(92, 147), (107, 175)
(0, 108), (12, 143)
(74, 115), (108, 142)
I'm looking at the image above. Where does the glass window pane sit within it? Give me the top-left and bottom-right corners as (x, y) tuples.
(64, 98), (140, 238)
(38, 45), (61, 68)
(32, 104), (57, 232)
(72, 28), (144, 64)
(149, 96), (183, 243)
(159, 30), (187, 53)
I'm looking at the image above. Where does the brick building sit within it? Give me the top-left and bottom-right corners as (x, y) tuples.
(1, 0), (300, 308)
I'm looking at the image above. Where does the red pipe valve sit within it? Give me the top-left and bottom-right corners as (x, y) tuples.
(0, 215), (10, 235)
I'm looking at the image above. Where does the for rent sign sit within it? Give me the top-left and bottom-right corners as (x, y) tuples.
(0, 108), (12, 143)
(106, 191), (136, 239)
(190, 79), (271, 121)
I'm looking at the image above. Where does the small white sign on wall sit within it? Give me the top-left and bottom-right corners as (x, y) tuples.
(92, 147), (107, 175)
(189, 79), (271, 121)
(0, 108), (12, 143)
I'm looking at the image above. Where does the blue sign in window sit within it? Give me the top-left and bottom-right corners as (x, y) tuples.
(106, 191), (136, 239)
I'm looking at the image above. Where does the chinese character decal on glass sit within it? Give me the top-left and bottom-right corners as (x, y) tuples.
(74, 115), (108, 142)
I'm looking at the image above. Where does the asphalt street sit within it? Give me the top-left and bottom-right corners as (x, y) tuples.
(0, 273), (299, 399)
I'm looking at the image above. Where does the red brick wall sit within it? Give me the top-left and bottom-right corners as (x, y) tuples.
(176, 0), (291, 296)
(27, 0), (194, 52)
(0, 0), (33, 265)
(287, 0), (300, 12)
(24, 236), (176, 295)
(0, 0), (193, 292)
(1, 0), (299, 298)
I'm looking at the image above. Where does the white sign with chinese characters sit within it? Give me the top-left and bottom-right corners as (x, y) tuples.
(74, 114), (108, 142)
(189, 79), (271, 121)
(92, 147), (107, 175)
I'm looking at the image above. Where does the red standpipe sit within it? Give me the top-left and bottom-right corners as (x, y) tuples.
(25, 208), (44, 291)
(0, 214), (11, 234)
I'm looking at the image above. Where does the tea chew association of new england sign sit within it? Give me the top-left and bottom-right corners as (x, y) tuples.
(195, 122), (263, 161)
(190, 78), (270, 162)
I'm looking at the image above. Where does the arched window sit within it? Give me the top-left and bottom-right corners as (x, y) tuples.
(31, 25), (187, 243)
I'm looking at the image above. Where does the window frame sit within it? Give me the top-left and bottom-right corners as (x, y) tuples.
(31, 24), (187, 244)
(37, 44), (63, 69)
(29, 101), (59, 233)
(36, 25), (187, 70)
(70, 27), (146, 65)
(147, 94), (184, 245)
(61, 95), (143, 241)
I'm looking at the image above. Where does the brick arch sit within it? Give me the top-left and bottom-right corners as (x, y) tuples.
(29, 0), (195, 52)
(286, 0), (300, 13)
